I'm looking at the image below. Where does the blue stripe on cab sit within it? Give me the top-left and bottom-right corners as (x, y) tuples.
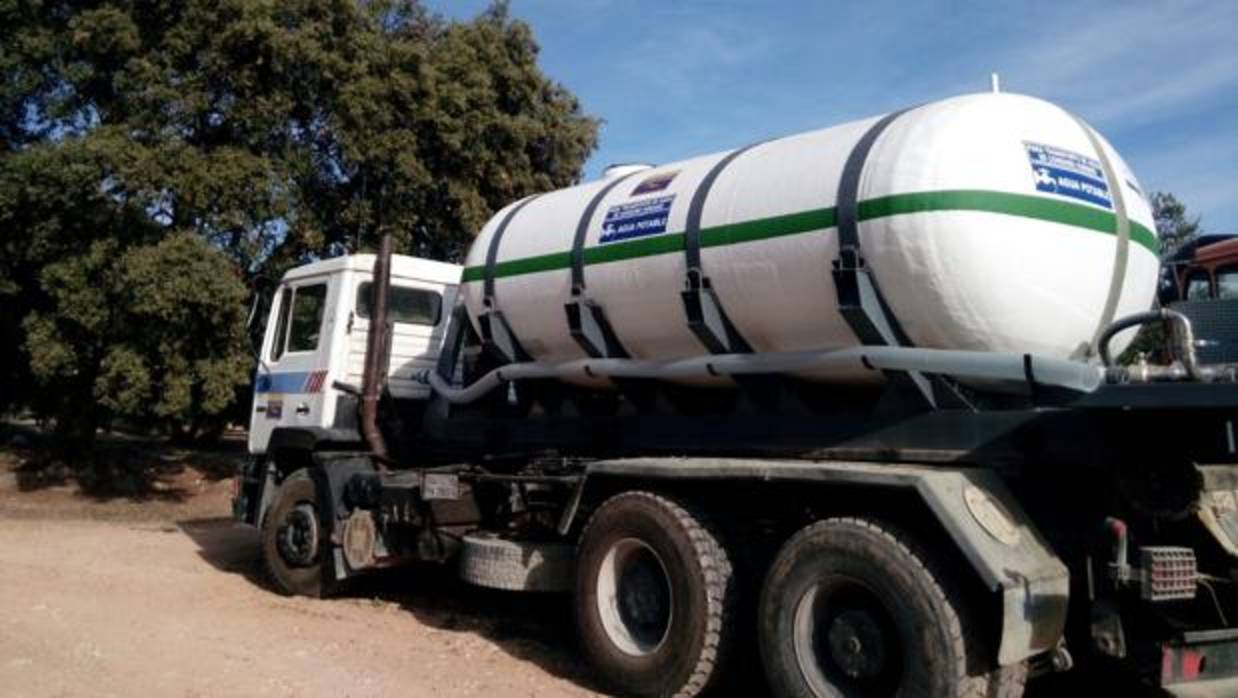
(254, 372), (310, 394)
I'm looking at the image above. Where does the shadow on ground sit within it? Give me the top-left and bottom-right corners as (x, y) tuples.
(3, 422), (243, 502)
(178, 516), (613, 694)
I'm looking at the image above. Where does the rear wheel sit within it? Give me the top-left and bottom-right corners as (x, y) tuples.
(575, 491), (737, 698)
(758, 517), (1024, 698)
(260, 469), (334, 597)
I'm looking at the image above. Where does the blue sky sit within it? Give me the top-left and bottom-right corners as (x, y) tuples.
(428, 1), (1238, 233)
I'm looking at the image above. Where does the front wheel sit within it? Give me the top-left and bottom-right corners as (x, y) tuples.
(259, 469), (334, 597)
(758, 517), (1025, 698)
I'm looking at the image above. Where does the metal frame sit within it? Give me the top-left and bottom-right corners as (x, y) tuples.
(420, 350), (1238, 469)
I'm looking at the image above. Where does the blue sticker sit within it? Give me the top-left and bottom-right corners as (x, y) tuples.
(1024, 141), (1112, 209)
(600, 195), (675, 244)
(254, 371), (311, 394)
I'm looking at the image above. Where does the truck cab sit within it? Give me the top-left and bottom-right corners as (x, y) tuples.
(1160, 235), (1238, 365)
(247, 254), (460, 456)
(1163, 234), (1238, 303)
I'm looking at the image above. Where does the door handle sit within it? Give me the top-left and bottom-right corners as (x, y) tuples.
(295, 403), (311, 415)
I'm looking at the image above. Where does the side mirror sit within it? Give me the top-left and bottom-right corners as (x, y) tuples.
(246, 292), (265, 330)
(246, 290), (272, 377)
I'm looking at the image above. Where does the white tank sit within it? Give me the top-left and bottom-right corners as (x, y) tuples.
(459, 93), (1159, 385)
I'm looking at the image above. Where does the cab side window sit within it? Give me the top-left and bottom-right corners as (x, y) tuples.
(1185, 271), (1213, 301)
(270, 288), (292, 361)
(288, 284), (327, 352)
(356, 282), (442, 326)
(269, 283), (328, 360)
(1217, 266), (1238, 299)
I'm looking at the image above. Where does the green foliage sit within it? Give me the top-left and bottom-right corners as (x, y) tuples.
(0, 0), (597, 449)
(0, 134), (157, 419)
(20, 234), (250, 447)
(1118, 191), (1204, 364)
(1151, 191), (1201, 255)
(29, 0), (597, 268)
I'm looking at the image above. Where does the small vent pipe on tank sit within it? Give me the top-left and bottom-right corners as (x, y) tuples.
(602, 163), (654, 180)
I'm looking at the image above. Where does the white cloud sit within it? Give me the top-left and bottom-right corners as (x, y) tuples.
(1084, 51), (1238, 124)
(988, 2), (1238, 121)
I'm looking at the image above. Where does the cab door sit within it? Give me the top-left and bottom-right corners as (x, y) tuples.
(248, 277), (334, 454)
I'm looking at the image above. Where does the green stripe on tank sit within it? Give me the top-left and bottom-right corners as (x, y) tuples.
(701, 207), (838, 249)
(459, 189), (1158, 283)
(856, 190), (1160, 254)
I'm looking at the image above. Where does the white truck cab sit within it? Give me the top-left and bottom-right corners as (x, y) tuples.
(248, 254), (461, 455)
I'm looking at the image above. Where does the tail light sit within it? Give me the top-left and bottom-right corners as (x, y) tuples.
(1140, 546), (1197, 602)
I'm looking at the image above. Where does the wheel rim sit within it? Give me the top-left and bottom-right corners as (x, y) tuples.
(793, 576), (903, 697)
(276, 502), (320, 567)
(596, 537), (673, 656)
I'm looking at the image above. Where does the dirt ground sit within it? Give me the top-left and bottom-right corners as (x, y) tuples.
(0, 441), (604, 698)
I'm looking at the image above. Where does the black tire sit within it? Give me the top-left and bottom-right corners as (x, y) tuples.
(259, 469), (334, 598)
(758, 517), (1025, 698)
(575, 491), (737, 698)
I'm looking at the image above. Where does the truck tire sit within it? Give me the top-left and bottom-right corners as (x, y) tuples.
(259, 469), (334, 598)
(574, 491), (737, 698)
(758, 517), (1025, 698)
(459, 532), (575, 592)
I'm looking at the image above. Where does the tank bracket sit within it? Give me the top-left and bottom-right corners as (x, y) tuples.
(833, 249), (909, 348)
(834, 259), (939, 409)
(478, 309), (527, 364)
(565, 296), (629, 359)
(682, 274), (752, 355)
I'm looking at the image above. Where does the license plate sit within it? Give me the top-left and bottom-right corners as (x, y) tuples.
(422, 473), (460, 500)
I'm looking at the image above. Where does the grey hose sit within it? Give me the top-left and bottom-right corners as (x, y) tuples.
(1096, 308), (1202, 380)
(422, 346), (1105, 405)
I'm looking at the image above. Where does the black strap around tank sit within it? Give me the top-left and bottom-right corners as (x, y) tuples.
(483, 194), (539, 306)
(677, 142), (766, 356)
(684, 142), (763, 285)
(831, 105), (973, 410)
(570, 172), (642, 294)
(835, 107), (914, 260)
(831, 107), (921, 351)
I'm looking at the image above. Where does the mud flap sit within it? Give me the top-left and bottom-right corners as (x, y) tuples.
(912, 468), (1070, 665)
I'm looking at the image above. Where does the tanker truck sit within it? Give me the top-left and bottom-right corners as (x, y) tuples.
(232, 92), (1238, 697)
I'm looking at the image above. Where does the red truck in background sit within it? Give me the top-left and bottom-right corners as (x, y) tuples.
(1162, 235), (1238, 365)
(1165, 235), (1238, 302)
